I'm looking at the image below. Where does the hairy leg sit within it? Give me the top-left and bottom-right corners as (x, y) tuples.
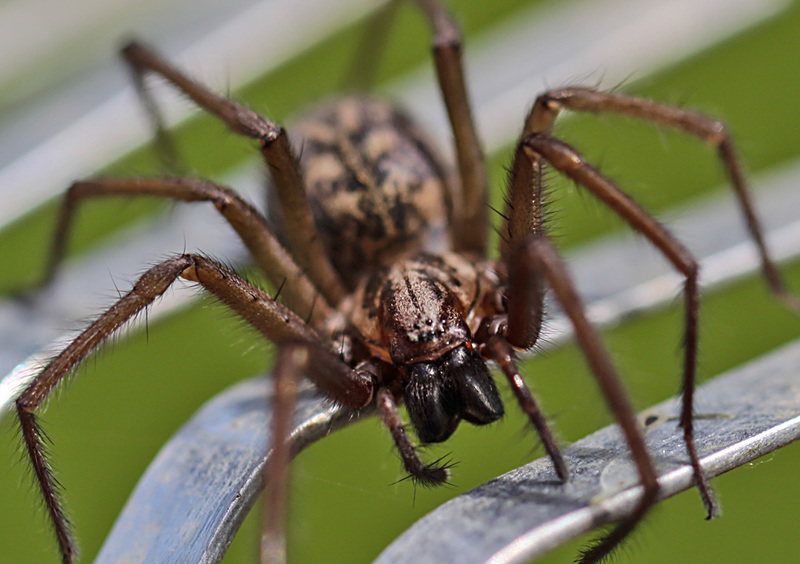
(16, 254), (372, 563)
(121, 42), (346, 305)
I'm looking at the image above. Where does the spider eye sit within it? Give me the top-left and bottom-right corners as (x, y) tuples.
(404, 362), (460, 444)
(444, 345), (504, 425)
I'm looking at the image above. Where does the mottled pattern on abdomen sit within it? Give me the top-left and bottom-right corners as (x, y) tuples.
(293, 97), (451, 287)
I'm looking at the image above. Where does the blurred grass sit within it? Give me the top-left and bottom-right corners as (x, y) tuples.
(2, 1), (800, 563)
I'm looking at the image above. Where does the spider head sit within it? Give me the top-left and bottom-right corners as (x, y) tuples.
(377, 256), (503, 443)
(404, 344), (504, 444)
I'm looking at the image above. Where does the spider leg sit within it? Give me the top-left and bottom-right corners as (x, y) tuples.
(526, 86), (799, 312)
(16, 254), (372, 564)
(261, 345), (302, 564)
(412, 0), (488, 257)
(483, 135), (571, 481)
(509, 235), (659, 564)
(122, 46), (184, 175)
(499, 142), (546, 267)
(41, 176), (331, 326)
(375, 387), (450, 486)
(484, 335), (569, 483)
(262, 343), (375, 564)
(519, 133), (717, 521)
(341, 0), (402, 92)
(120, 42), (346, 306)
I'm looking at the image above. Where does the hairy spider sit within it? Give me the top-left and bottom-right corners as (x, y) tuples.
(10, 1), (798, 563)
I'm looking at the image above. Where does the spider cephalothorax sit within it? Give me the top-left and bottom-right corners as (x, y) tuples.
(348, 252), (506, 444)
(12, 1), (797, 563)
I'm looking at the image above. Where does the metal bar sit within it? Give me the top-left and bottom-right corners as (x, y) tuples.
(376, 338), (800, 563)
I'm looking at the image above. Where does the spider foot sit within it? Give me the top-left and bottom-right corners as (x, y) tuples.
(398, 453), (456, 488)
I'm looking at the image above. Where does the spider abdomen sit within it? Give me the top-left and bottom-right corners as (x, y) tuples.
(292, 96), (452, 285)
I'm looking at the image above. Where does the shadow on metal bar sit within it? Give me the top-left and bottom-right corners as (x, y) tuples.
(96, 337), (800, 563)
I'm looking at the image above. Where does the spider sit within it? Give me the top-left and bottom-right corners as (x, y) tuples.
(11, 0), (798, 563)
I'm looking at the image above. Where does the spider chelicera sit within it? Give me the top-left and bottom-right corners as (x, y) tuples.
(12, 1), (798, 563)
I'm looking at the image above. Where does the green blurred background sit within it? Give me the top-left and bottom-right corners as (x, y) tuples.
(2, 0), (800, 562)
